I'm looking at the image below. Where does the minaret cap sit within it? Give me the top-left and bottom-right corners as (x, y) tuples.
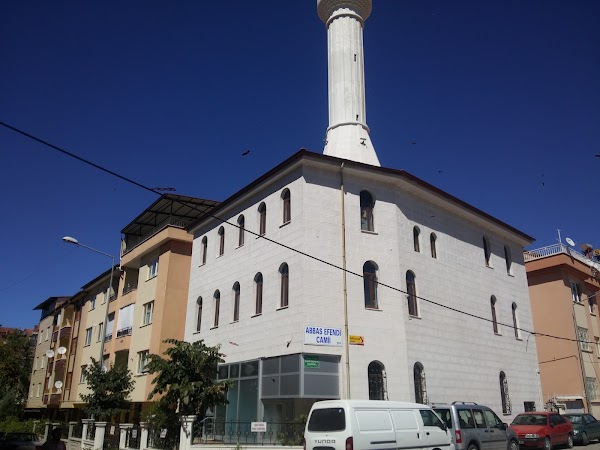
(317, 0), (372, 23)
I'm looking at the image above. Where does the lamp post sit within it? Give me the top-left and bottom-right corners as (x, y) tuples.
(63, 236), (116, 368)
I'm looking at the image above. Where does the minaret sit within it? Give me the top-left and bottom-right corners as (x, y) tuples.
(318, 0), (380, 167)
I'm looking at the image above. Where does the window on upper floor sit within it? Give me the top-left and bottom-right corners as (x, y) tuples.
(105, 312), (115, 341)
(258, 202), (267, 236)
(413, 226), (421, 253)
(571, 282), (582, 303)
(218, 227), (225, 256)
(491, 296), (500, 334)
(36, 384), (41, 397)
(500, 371), (512, 414)
(40, 356), (45, 369)
(255, 273), (263, 315)
(142, 301), (154, 326)
(483, 236), (492, 267)
(196, 297), (203, 332)
(80, 366), (88, 384)
(504, 245), (512, 274)
(430, 233), (437, 259)
(137, 350), (149, 374)
(363, 261), (378, 309)
(578, 326), (592, 352)
(148, 256), (159, 279)
(407, 271), (418, 317)
(232, 282), (240, 322)
(282, 188), (291, 224)
(84, 327), (92, 346)
(97, 323), (103, 342)
(116, 304), (134, 338)
(213, 290), (221, 328)
(360, 190), (374, 232)
(280, 263), (289, 308)
(201, 236), (208, 265)
(590, 297), (596, 315)
(368, 360), (387, 400)
(90, 294), (96, 311)
(512, 302), (521, 339)
(238, 215), (245, 247)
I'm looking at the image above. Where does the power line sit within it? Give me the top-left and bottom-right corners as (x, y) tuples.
(1, 120), (596, 346)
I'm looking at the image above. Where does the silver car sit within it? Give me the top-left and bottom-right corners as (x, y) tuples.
(0, 432), (42, 450)
(433, 402), (519, 450)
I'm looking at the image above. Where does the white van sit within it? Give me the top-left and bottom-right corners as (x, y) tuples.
(305, 400), (453, 450)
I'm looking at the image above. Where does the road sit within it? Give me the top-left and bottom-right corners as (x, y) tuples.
(577, 443), (600, 450)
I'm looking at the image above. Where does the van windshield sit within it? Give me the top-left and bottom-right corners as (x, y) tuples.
(308, 408), (346, 432)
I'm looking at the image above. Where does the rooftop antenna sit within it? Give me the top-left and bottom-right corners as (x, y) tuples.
(557, 229), (562, 244)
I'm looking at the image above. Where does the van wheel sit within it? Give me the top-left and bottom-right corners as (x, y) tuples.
(509, 439), (518, 450)
(468, 443), (479, 450)
(544, 437), (552, 450)
(567, 434), (573, 448)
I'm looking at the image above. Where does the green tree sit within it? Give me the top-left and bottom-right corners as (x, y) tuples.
(146, 339), (229, 417)
(0, 330), (33, 419)
(79, 358), (134, 420)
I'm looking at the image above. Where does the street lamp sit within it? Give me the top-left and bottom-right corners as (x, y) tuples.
(63, 236), (116, 368)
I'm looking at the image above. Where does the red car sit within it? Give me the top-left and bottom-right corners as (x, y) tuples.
(510, 412), (573, 450)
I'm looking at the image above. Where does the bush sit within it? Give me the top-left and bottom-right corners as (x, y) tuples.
(0, 417), (37, 433)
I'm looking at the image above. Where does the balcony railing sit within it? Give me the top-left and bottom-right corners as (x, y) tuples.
(525, 243), (600, 271)
(122, 284), (138, 296)
(105, 334), (113, 342)
(122, 217), (191, 255)
(116, 328), (132, 338)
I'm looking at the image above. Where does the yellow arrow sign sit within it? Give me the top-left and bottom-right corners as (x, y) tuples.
(349, 335), (364, 345)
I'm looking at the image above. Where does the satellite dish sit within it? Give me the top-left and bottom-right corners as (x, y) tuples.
(581, 243), (593, 252)
(54, 381), (63, 389)
(566, 238), (575, 247)
(57, 347), (67, 355)
(46, 350), (55, 358)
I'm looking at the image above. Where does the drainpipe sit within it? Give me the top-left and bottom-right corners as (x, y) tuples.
(572, 304), (592, 412)
(340, 162), (351, 399)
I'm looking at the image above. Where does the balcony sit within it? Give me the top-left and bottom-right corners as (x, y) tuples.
(122, 284), (138, 296)
(59, 326), (71, 340)
(525, 244), (600, 272)
(54, 359), (66, 375)
(116, 327), (132, 338)
(48, 394), (61, 406)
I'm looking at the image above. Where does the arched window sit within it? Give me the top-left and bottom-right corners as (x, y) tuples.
(238, 215), (245, 247)
(258, 203), (267, 236)
(196, 297), (202, 332)
(414, 362), (428, 404)
(280, 263), (289, 308)
(500, 371), (512, 414)
(360, 191), (374, 232)
(363, 261), (378, 309)
(512, 302), (520, 339)
(368, 361), (387, 400)
(407, 271), (418, 317)
(413, 226), (421, 253)
(483, 236), (492, 267)
(504, 245), (512, 274)
(430, 233), (437, 259)
(213, 290), (220, 328)
(491, 296), (500, 334)
(201, 237), (208, 265)
(218, 226), (225, 256)
(282, 189), (291, 224)
(232, 282), (240, 322)
(254, 273), (263, 315)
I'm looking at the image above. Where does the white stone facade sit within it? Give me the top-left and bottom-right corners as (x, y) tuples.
(185, 152), (541, 421)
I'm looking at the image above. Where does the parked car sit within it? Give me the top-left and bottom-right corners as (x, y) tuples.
(562, 414), (600, 445)
(304, 399), (452, 450)
(510, 412), (573, 450)
(0, 432), (42, 450)
(432, 402), (519, 450)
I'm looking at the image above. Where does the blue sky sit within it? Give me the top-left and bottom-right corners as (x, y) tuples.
(1, 1), (598, 329)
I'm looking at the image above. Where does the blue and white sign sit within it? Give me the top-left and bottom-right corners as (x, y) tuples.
(304, 326), (343, 347)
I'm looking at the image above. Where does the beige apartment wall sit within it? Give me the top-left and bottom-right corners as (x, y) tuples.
(26, 315), (53, 409)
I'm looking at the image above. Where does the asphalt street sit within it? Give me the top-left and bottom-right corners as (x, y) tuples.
(577, 443), (600, 450)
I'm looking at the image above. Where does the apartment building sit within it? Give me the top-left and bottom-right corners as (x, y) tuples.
(526, 242), (600, 415)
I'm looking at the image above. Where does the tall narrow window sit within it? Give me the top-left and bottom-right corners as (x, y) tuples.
(280, 263), (289, 308)
(368, 361), (387, 400)
(232, 282), (240, 322)
(218, 226), (225, 256)
(142, 301), (154, 326)
(213, 291), (220, 328)
(201, 237), (208, 264)
(413, 226), (421, 253)
(504, 245), (512, 274)
(196, 297), (203, 332)
(590, 297), (596, 315)
(414, 362), (428, 404)
(137, 350), (149, 374)
(237, 215), (245, 247)
(148, 256), (159, 279)
(483, 236), (492, 267)
(430, 233), (437, 258)
(500, 371), (512, 414)
(282, 189), (291, 224)
(360, 191), (374, 231)
(491, 296), (500, 334)
(363, 261), (378, 309)
(512, 302), (520, 339)
(571, 282), (582, 303)
(254, 273), (263, 315)
(258, 202), (267, 236)
(407, 271), (418, 316)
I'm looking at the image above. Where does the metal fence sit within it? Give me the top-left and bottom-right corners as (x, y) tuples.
(86, 423), (96, 441)
(103, 423), (120, 450)
(71, 423), (83, 439)
(125, 426), (141, 449)
(193, 420), (304, 446)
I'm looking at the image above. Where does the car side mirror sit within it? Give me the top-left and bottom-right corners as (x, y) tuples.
(500, 423), (508, 430)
